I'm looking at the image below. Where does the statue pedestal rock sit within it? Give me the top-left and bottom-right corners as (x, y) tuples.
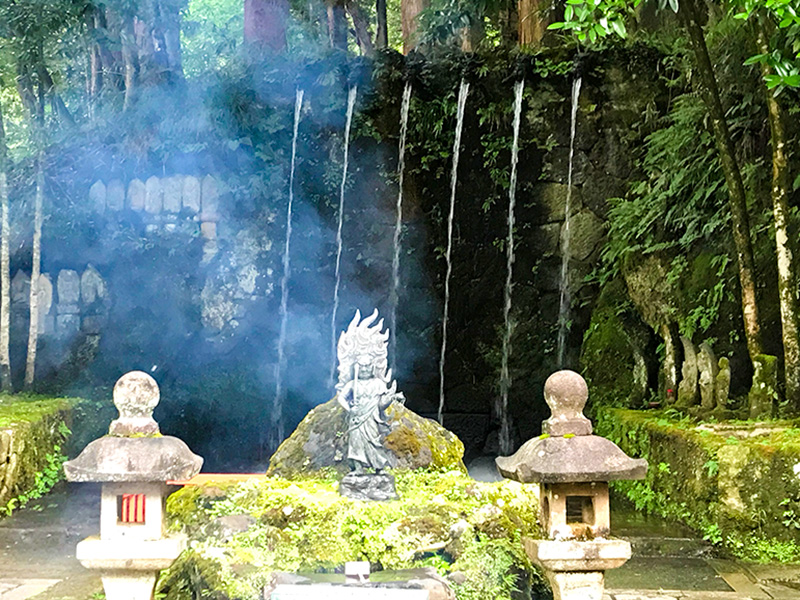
(340, 472), (398, 501)
(335, 310), (405, 501)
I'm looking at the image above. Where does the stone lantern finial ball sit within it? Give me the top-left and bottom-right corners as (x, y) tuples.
(544, 369), (589, 420)
(113, 371), (160, 420)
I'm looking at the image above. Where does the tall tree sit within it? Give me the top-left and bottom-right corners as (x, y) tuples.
(752, 16), (800, 411)
(327, 0), (349, 48)
(376, 0), (389, 47)
(24, 139), (44, 391)
(519, 0), (551, 45)
(244, 0), (289, 50)
(402, 0), (429, 52)
(0, 98), (11, 393)
(676, 0), (763, 366)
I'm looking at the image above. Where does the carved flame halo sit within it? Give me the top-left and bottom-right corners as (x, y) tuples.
(336, 309), (393, 394)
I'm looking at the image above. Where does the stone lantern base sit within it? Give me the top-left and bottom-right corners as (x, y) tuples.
(77, 534), (188, 600)
(523, 538), (631, 600)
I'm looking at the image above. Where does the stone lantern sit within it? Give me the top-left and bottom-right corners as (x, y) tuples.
(64, 371), (203, 600)
(496, 370), (647, 600)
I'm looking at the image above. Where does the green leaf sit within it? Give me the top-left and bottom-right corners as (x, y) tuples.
(668, 0), (679, 12)
(611, 18), (627, 37)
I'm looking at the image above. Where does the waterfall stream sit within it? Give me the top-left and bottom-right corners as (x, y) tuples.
(498, 80), (524, 455)
(272, 88), (304, 450)
(438, 80), (470, 425)
(556, 76), (582, 369)
(390, 82), (412, 374)
(330, 86), (358, 387)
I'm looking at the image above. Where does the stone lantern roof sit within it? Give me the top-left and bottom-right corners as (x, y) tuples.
(495, 370), (646, 484)
(65, 371), (202, 483)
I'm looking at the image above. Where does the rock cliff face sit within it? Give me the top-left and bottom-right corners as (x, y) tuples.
(267, 398), (466, 475)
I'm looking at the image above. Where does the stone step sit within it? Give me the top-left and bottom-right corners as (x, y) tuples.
(622, 536), (714, 558)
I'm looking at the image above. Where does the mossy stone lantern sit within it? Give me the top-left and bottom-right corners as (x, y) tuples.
(64, 371), (203, 600)
(496, 370), (647, 600)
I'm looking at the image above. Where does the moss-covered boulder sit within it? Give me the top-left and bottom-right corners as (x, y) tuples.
(267, 399), (466, 476)
(162, 470), (545, 600)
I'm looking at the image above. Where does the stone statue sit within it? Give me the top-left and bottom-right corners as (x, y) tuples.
(336, 309), (405, 473)
(336, 309), (404, 500)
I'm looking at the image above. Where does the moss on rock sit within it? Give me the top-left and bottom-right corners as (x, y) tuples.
(267, 399), (466, 476)
(162, 470), (543, 600)
(596, 407), (800, 561)
(0, 394), (88, 510)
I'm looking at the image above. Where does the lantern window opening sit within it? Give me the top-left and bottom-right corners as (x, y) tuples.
(566, 496), (594, 525)
(117, 493), (147, 524)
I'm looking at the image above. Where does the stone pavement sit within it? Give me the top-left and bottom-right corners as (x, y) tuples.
(0, 483), (101, 600)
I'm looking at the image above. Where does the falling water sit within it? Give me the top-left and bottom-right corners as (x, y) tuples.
(498, 80), (524, 455)
(390, 82), (412, 374)
(556, 76), (582, 368)
(330, 86), (358, 387)
(438, 80), (470, 425)
(271, 88), (304, 451)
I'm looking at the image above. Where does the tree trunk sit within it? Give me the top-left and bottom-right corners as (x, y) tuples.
(97, 7), (125, 92)
(244, 0), (290, 50)
(755, 19), (800, 413)
(121, 13), (138, 111)
(156, 0), (184, 79)
(401, 0), (428, 53)
(24, 153), (43, 391)
(327, 0), (348, 49)
(86, 11), (103, 100)
(376, 0), (388, 48)
(518, 0), (549, 46)
(0, 101), (11, 393)
(678, 0), (763, 367)
(346, 0), (375, 55)
(460, 18), (484, 51)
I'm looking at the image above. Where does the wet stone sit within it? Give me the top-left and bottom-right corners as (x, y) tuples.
(90, 181), (106, 212)
(162, 176), (182, 213)
(201, 175), (219, 221)
(11, 271), (30, 305)
(57, 314), (81, 337)
(81, 266), (106, 305)
(145, 176), (162, 214)
(182, 176), (200, 213)
(127, 179), (145, 211)
(107, 180), (125, 211)
(57, 270), (81, 305)
(36, 274), (53, 318)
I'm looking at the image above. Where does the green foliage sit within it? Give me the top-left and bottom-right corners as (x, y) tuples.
(735, 0), (800, 89)
(0, 443), (67, 517)
(181, 0), (243, 78)
(163, 470), (543, 600)
(601, 95), (728, 277)
(450, 536), (527, 600)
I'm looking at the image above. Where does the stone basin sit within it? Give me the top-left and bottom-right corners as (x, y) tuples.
(523, 538), (631, 572)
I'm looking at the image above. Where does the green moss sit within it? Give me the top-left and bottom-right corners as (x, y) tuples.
(0, 395), (81, 428)
(0, 394), (88, 514)
(384, 425), (422, 456)
(596, 407), (800, 562)
(163, 470), (541, 600)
